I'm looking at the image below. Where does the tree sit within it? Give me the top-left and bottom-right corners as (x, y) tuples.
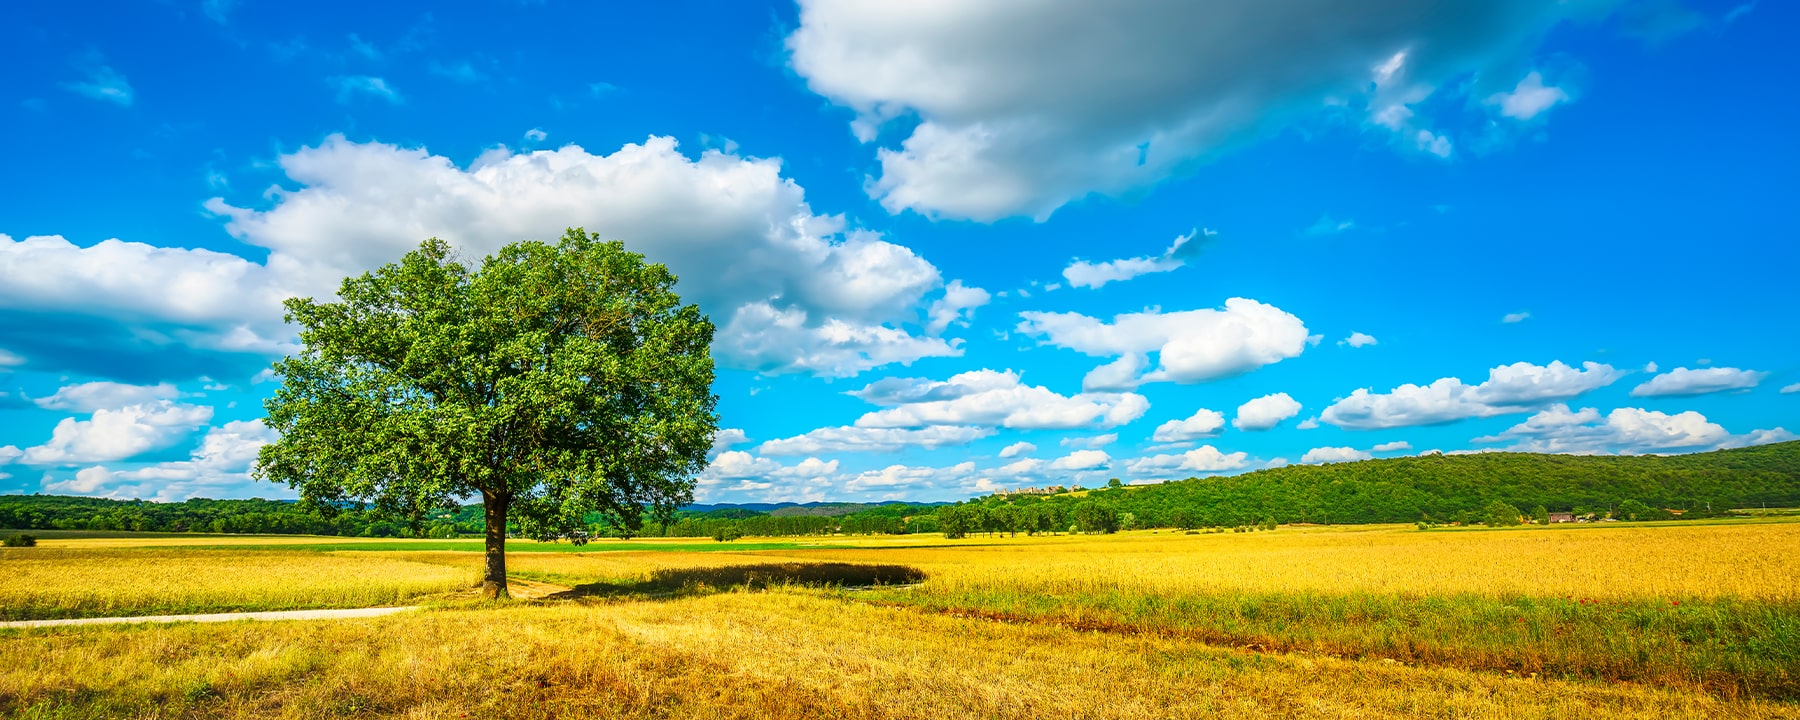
(1074, 502), (1120, 534)
(1616, 498), (1670, 521)
(1531, 505), (1550, 525)
(257, 230), (718, 599)
(1482, 500), (1523, 527)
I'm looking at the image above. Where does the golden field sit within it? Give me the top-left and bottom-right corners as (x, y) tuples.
(2, 519), (1798, 718)
(0, 548), (475, 620)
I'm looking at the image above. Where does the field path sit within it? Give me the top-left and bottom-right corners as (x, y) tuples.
(0, 606), (418, 629)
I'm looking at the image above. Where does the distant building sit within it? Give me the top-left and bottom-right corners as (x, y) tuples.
(1547, 512), (1575, 523)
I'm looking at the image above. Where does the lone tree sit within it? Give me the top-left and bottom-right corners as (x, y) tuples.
(256, 229), (718, 598)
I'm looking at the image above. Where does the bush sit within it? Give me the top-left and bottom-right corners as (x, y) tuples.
(711, 526), (745, 542)
(2, 533), (38, 547)
(1482, 500), (1523, 527)
(1616, 499), (1672, 521)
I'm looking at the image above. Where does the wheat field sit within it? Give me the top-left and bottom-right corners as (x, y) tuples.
(2, 520), (1797, 717)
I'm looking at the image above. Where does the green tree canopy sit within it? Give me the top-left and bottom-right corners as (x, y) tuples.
(256, 229), (718, 598)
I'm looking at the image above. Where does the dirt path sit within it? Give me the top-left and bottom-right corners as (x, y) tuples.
(1, 605), (419, 629)
(2, 577), (576, 630)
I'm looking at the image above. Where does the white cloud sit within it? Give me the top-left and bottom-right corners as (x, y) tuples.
(32, 133), (987, 380)
(1233, 393), (1301, 431)
(524, 127), (548, 142)
(19, 401), (214, 466)
(1152, 408), (1226, 443)
(786, 0), (1613, 221)
(332, 76), (401, 104)
(1062, 229), (1212, 289)
(1320, 360), (1622, 430)
(1302, 446), (1373, 464)
(1783, 383), (1800, 394)
(707, 428), (750, 460)
(0, 234), (294, 366)
(1502, 311), (1531, 323)
(850, 369), (1148, 430)
(1629, 367), (1766, 397)
(1473, 404), (1743, 454)
(1019, 298), (1309, 389)
(1296, 417), (1320, 430)
(1060, 433), (1117, 449)
(1371, 440), (1412, 452)
(1340, 332), (1377, 348)
(34, 382), (179, 413)
(1485, 71), (1570, 120)
(925, 280), (991, 334)
(65, 66), (133, 106)
(997, 441), (1036, 459)
(757, 425), (994, 456)
(1125, 445), (1249, 477)
(0, 348), (23, 368)
(1048, 449), (1110, 471)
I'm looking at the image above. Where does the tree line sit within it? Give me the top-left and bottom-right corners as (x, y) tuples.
(6, 442), (1795, 539)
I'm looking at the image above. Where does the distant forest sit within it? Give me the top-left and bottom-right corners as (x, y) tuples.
(3, 442), (1796, 539)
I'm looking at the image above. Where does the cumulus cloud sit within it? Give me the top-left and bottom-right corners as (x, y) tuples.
(997, 441), (1036, 459)
(47, 420), (281, 500)
(1234, 393), (1302, 431)
(1472, 404), (1756, 454)
(925, 280), (992, 334)
(18, 401), (215, 466)
(1371, 440), (1413, 452)
(1151, 408), (1226, 443)
(1062, 229), (1213, 289)
(1059, 433), (1118, 449)
(0, 233), (293, 379)
(756, 425), (994, 456)
(850, 369), (1148, 430)
(1019, 298), (1309, 390)
(1302, 446), (1374, 464)
(1340, 332), (1378, 348)
(697, 451), (845, 502)
(1629, 367), (1766, 397)
(6, 135), (985, 382)
(786, 0), (1616, 220)
(1784, 383), (1800, 394)
(1484, 70), (1571, 120)
(707, 428), (751, 460)
(1321, 360), (1622, 430)
(1048, 450), (1110, 471)
(33, 382), (179, 413)
(1124, 445), (1250, 477)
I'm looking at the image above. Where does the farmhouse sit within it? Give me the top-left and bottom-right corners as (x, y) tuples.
(1547, 512), (1575, 523)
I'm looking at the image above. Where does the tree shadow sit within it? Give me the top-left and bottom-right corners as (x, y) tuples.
(545, 562), (926, 601)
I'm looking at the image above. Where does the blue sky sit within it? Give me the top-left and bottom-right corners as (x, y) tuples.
(1, 0), (1794, 504)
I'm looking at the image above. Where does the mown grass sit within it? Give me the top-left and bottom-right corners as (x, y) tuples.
(0, 548), (475, 620)
(5, 593), (1797, 719)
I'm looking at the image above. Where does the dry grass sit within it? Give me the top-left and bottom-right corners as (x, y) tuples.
(0, 548), (475, 620)
(5, 593), (1797, 719)
(5, 520), (1798, 716)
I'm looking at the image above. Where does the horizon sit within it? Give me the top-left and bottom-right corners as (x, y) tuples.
(3, 1), (1797, 506)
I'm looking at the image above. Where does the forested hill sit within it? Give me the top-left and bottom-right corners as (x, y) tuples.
(978, 440), (1800, 527)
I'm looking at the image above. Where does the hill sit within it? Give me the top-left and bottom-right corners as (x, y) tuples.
(966, 440), (1800, 528)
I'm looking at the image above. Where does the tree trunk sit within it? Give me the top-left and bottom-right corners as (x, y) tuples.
(481, 490), (510, 599)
